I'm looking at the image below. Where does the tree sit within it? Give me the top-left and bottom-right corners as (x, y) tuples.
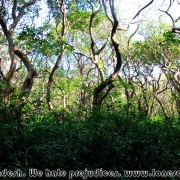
(0, 0), (38, 118)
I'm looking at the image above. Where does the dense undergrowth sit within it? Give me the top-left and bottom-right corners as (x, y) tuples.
(0, 104), (180, 179)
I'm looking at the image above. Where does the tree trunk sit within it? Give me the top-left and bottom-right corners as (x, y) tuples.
(92, 0), (122, 109)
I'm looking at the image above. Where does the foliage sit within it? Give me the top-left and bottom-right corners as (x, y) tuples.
(0, 106), (180, 179)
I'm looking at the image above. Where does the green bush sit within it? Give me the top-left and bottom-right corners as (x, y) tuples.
(0, 106), (180, 179)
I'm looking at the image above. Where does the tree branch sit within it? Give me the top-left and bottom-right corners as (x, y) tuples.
(109, 0), (121, 76)
(0, 15), (9, 36)
(159, 9), (175, 27)
(12, 0), (17, 21)
(172, 27), (180, 34)
(89, 6), (102, 55)
(0, 58), (4, 79)
(10, 0), (37, 32)
(102, 0), (113, 25)
(132, 0), (154, 20)
(96, 39), (109, 55)
(14, 48), (34, 72)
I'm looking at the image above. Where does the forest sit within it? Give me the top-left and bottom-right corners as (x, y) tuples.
(0, 0), (180, 179)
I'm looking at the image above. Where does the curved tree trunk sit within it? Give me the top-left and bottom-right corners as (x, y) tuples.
(93, 0), (122, 109)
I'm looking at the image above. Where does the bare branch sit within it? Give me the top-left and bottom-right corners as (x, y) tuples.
(172, 27), (180, 34)
(102, 0), (113, 25)
(166, 0), (175, 11)
(89, 6), (102, 55)
(0, 15), (9, 35)
(74, 52), (92, 60)
(160, 0), (166, 7)
(12, 0), (17, 21)
(159, 9), (175, 27)
(132, 0), (154, 20)
(87, 0), (94, 12)
(127, 24), (139, 46)
(96, 40), (109, 55)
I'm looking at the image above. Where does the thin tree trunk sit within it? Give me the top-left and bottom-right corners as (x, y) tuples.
(46, 0), (66, 110)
